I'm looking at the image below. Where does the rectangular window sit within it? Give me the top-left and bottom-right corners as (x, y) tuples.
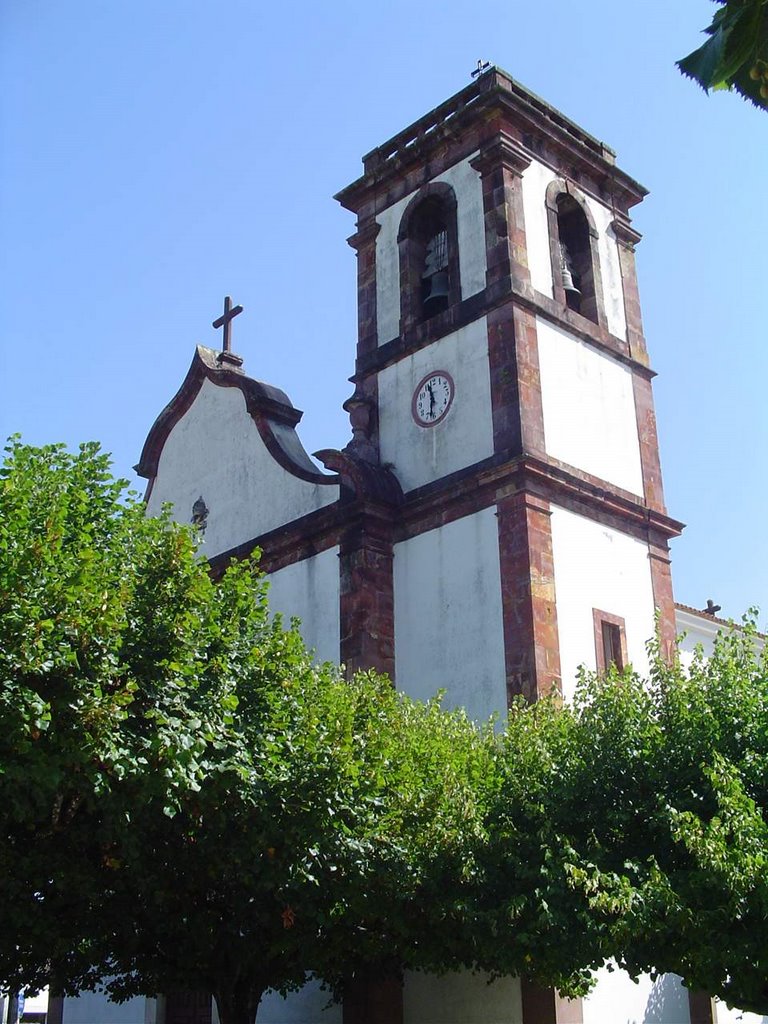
(592, 609), (628, 674)
(602, 621), (624, 671)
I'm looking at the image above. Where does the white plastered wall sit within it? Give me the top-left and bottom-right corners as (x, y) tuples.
(584, 193), (627, 341)
(676, 615), (719, 673)
(521, 157), (555, 298)
(552, 518), (693, 1020)
(266, 547), (340, 666)
(520, 157), (627, 340)
(393, 508), (507, 724)
(375, 153), (486, 344)
(550, 506), (656, 702)
(378, 318), (493, 492)
(145, 379), (338, 558)
(62, 993), (153, 1024)
(20, 991), (49, 1015)
(537, 317), (644, 496)
(403, 971), (522, 1024)
(676, 608), (732, 662)
(715, 1001), (767, 1024)
(582, 966), (690, 1024)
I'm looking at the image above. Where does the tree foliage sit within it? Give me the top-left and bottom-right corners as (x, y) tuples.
(101, 668), (500, 1024)
(4, 439), (767, 1020)
(678, 0), (768, 110)
(0, 440), (492, 1023)
(0, 437), (232, 998)
(543, 628), (768, 1014)
(0, 439), (596, 1024)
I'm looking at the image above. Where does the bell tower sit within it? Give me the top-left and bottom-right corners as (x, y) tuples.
(337, 66), (687, 1024)
(337, 65), (681, 705)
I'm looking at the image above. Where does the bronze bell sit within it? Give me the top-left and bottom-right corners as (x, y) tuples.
(560, 245), (581, 305)
(423, 269), (450, 306)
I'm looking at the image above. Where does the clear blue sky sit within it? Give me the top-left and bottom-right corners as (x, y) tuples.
(1, 0), (765, 623)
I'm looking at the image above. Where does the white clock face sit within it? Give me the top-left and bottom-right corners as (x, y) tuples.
(412, 371), (455, 427)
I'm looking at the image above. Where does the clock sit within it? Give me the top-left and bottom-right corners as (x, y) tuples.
(412, 371), (455, 427)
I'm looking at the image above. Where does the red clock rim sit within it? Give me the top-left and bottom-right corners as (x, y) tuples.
(411, 369), (455, 428)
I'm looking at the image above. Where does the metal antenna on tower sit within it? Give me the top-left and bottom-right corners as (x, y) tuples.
(471, 59), (491, 79)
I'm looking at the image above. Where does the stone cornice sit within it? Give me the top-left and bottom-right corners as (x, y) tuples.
(352, 283), (655, 382)
(336, 67), (647, 214)
(469, 132), (532, 177)
(398, 453), (684, 543)
(207, 448), (684, 581)
(611, 217), (644, 250)
(346, 220), (381, 251)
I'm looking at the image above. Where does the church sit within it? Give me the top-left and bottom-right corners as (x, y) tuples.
(42, 65), (753, 1024)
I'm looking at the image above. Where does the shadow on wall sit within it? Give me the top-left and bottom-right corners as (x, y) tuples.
(642, 975), (689, 1023)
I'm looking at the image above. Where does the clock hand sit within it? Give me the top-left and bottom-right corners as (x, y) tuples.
(427, 383), (435, 416)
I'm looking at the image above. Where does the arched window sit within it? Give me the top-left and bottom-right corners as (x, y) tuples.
(546, 183), (604, 327)
(398, 184), (460, 332)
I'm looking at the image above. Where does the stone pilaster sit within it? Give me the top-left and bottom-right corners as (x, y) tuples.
(649, 534), (677, 664)
(339, 507), (395, 680)
(164, 991), (212, 1024)
(348, 219), (381, 360)
(487, 301), (547, 459)
(521, 980), (583, 1024)
(612, 217), (647, 365)
(470, 133), (532, 295)
(687, 990), (717, 1024)
(497, 491), (561, 704)
(631, 370), (667, 515)
(338, 506), (398, 1024)
(46, 995), (64, 1024)
(343, 973), (403, 1024)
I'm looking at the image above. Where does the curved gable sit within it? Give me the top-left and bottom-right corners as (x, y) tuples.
(136, 347), (340, 557)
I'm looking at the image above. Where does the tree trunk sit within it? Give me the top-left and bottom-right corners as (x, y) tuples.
(213, 984), (264, 1024)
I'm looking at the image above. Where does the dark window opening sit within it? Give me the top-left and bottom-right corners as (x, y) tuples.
(556, 195), (598, 323)
(593, 608), (628, 675)
(398, 187), (459, 331)
(601, 621), (624, 672)
(412, 197), (450, 320)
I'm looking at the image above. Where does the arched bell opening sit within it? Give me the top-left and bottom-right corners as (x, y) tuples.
(415, 198), (451, 318)
(555, 194), (597, 323)
(546, 181), (606, 329)
(398, 183), (461, 333)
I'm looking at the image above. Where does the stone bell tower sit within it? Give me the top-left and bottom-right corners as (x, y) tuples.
(334, 65), (689, 1023)
(336, 65), (680, 711)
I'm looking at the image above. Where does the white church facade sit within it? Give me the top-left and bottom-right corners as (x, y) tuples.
(37, 66), (760, 1024)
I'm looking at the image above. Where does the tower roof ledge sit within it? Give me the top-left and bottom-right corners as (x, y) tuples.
(336, 66), (647, 214)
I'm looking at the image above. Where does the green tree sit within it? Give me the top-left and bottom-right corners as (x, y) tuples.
(552, 627), (768, 1014)
(99, 668), (501, 1024)
(0, 437), (232, 999)
(469, 697), (621, 998)
(4, 440), (590, 1024)
(0, 439), (496, 1024)
(679, 0), (768, 110)
(14, 438), (735, 1023)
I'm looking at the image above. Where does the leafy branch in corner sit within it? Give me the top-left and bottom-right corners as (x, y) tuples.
(678, 0), (768, 110)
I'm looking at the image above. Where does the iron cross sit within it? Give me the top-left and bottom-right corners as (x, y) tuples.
(471, 59), (491, 79)
(212, 296), (243, 353)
